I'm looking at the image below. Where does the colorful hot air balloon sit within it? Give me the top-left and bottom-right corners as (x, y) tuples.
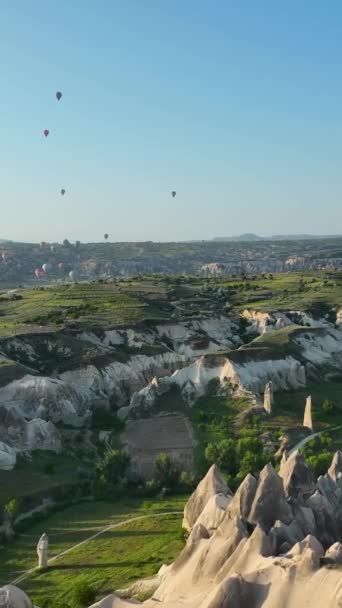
(43, 129), (49, 137)
(171, 191), (176, 198)
(35, 268), (46, 279)
(104, 233), (109, 241)
(56, 91), (62, 101)
(61, 189), (66, 196)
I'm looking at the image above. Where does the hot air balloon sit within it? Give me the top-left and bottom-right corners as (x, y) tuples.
(104, 233), (109, 241)
(171, 191), (176, 198)
(35, 268), (46, 279)
(69, 270), (76, 281)
(56, 91), (62, 101)
(60, 189), (66, 196)
(43, 129), (49, 137)
(42, 263), (52, 273)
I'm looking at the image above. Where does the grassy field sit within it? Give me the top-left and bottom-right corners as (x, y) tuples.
(0, 270), (341, 338)
(0, 281), (173, 337)
(0, 495), (186, 608)
(215, 271), (342, 312)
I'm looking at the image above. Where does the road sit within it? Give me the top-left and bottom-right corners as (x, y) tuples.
(289, 425), (342, 455)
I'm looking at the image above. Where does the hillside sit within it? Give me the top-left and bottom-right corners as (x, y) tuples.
(2, 237), (342, 284)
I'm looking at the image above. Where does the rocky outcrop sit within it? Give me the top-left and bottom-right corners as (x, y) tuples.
(0, 441), (16, 470)
(279, 451), (316, 502)
(325, 541), (342, 563)
(248, 464), (293, 531)
(303, 395), (313, 431)
(226, 473), (258, 521)
(182, 465), (231, 531)
(0, 585), (33, 608)
(263, 381), (273, 414)
(327, 450), (342, 481)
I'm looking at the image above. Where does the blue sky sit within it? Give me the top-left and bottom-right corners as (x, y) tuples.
(1, 1), (342, 242)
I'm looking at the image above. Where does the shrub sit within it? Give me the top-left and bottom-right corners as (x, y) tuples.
(91, 408), (124, 432)
(94, 448), (131, 496)
(322, 399), (335, 415)
(72, 581), (96, 607)
(179, 470), (196, 492)
(4, 498), (20, 522)
(154, 453), (180, 489)
(206, 378), (220, 397)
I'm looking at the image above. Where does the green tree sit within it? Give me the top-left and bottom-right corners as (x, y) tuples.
(205, 439), (236, 475)
(96, 448), (130, 488)
(154, 453), (180, 488)
(306, 452), (333, 476)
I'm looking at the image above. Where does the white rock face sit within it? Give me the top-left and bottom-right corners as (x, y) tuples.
(296, 328), (342, 365)
(24, 419), (62, 452)
(242, 309), (330, 336)
(156, 317), (241, 355)
(0, 442), (16, 470)
(0, 585), (33, 608)
(0, 375), (92, 427)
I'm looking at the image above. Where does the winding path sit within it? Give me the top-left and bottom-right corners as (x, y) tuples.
(11, 510), (183, 587)
(289, 425), (342, 455)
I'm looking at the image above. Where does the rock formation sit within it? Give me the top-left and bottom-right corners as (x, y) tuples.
(37, 533), (49, 569)
(182, 464), (231, 531)
(0, 585), (33, 608)
(327, 450), (342, 481)
(82, 450), (342, 608)
(303, 395), (313, 431)
(263, 381), (273, 414)
(279, 451), (315, 502)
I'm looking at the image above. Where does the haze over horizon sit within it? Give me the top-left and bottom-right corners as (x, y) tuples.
(2, 1), (342, 242)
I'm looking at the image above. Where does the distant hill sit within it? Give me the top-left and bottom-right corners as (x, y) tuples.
(213, 234), (342, 242)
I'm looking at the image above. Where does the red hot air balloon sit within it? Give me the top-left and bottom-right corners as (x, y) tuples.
(43, 129), (49, 137)
(35, 268), (46, 279)
(56, 91), (62, 101)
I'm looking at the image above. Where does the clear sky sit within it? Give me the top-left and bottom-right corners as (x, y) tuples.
(1, 1), (342, 242)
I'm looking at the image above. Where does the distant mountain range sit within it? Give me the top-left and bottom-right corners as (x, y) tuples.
(213, 234), (342, 242)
